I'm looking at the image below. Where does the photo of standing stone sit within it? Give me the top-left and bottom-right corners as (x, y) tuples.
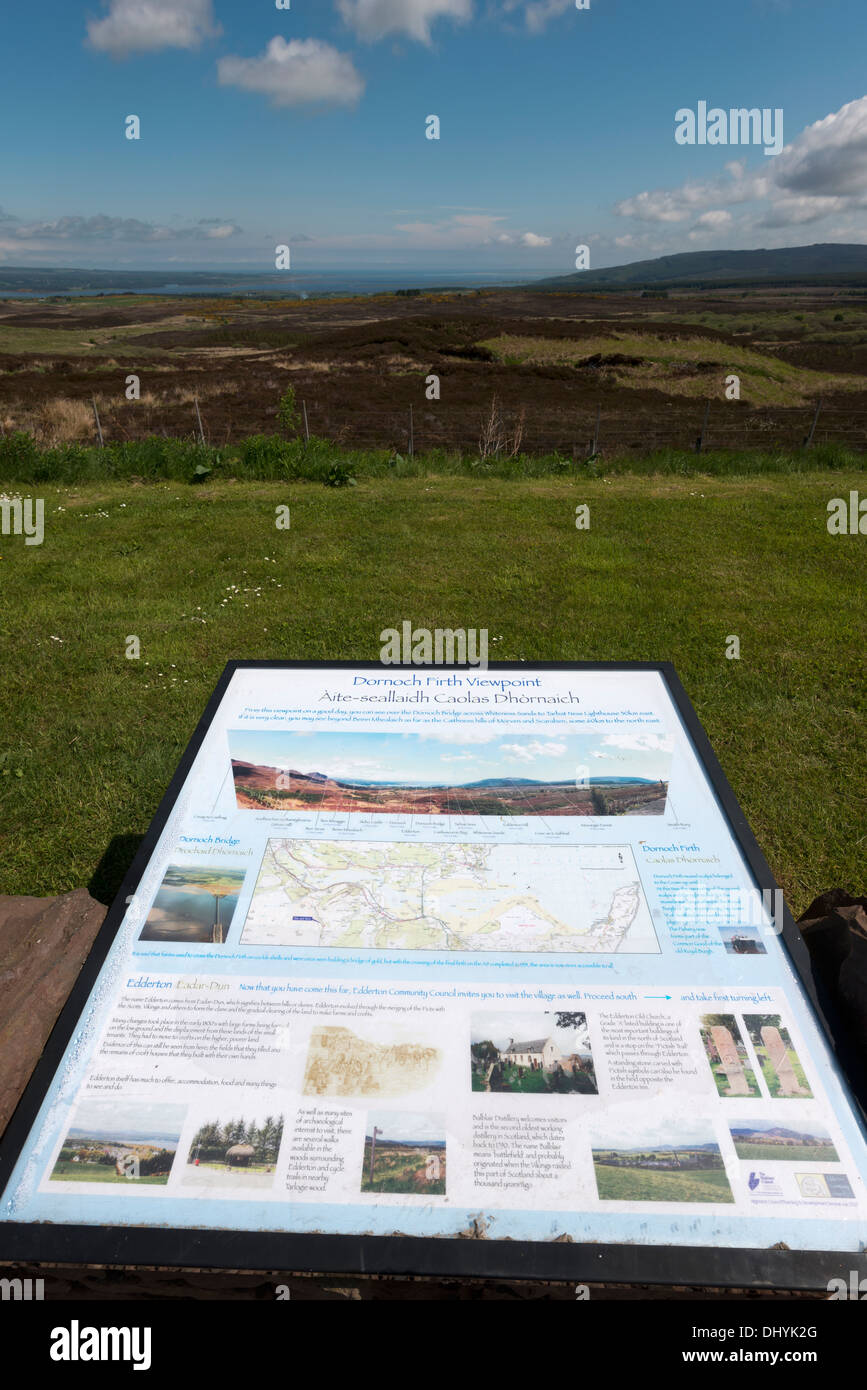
(360, 1113), (446, 1196)
(743, 1015), (812, 1098)
(699, 1013), (760, 1098)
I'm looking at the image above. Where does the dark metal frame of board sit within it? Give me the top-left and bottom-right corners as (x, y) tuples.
(1, 661), (865, 1292)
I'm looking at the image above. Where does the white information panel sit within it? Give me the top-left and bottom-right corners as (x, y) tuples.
(2, 663), (865, 1267)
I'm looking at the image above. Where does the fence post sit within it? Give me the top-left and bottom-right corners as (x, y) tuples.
(804, 398), (822, 448)
(194, 396), (206, 446)
(592, 404), (600, 455)
(409, 404), (414, 458)
(302, 399), (310, 444)
(92, 397), (104, 448)
(696, 401), (710, 454)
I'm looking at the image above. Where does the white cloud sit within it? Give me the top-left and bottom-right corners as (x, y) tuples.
(614, 95), (867, 241)
(520, 231), (552, 247)
(418, 728), (497, 744)
(694, 209), (733, 229)
(202, 223), (239, 239)
(496, 0), (576, 33)
(316, 758), (390, 777)
(759, 195), (848, 227)
(600, 733), (671, 753)
(499, 739), (568, 762)
(395, 212), (505, 246)
(218, 37), (365, 109)
(774, 97), (867, 197)
(522, 0), (574, 33)
(86, 0), (219, 57)
(393, 213), (552, 249)
(0, 212), (241, 243)
(338, 0), (473, 43)
(615, 168), (767, 226)
(499, 745), (536, 762)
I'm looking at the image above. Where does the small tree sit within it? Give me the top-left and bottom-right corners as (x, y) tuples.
(277, 385), (300, 435)
(478, 396), (525, 459)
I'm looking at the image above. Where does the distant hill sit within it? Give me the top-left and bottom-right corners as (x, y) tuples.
(730, 1126), (822, 1141)
(68, 1127), (179, 1146)
(600, 1142), (722, 1154)
(464, 776), (658, 788)
(460, 778), (549, 788)
(527, 243), (867, 292)
(0, 266), (265, 293)
(367, 1138), (446, 1150)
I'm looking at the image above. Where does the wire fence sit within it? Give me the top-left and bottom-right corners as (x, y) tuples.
(286, 399), (867, 457)
(13, 394), (867, 458)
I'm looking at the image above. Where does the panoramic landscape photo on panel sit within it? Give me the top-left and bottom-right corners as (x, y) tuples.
(228, 729), (672, 815)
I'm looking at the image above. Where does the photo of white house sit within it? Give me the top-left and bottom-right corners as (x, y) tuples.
(471, 1011), (597, 1095)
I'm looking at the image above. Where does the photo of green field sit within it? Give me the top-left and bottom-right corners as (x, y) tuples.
(729, 1119), (838, 1163)
(360, 1112), (446, 1196)
(594, 1162), (733, 1203)
(50, 1145), (176, 1185)
(49, 1098), (184, 1186)
(592, 1124), (734, 1204)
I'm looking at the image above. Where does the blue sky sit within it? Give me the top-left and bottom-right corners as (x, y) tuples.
(227, 728), (672, 783)
(2, 0), (867, 272)
(66, 1097), (186, 1141)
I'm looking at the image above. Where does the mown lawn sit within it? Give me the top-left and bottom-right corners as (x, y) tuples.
(0, 471), (863, 910)
(593, 1163), (735, 1203)
(732, 1142), (838, 1163)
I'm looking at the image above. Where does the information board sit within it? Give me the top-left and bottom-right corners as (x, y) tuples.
(1, 662), (865, 1290)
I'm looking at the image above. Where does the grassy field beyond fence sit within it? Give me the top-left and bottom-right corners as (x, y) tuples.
(0, 468), (863, 911)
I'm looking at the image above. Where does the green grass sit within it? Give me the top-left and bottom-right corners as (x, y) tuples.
(662, 307), (867, 344)
(360, 1147), (446, 1194)
(593, 1164), (734, 1202)
(498, 1063), (550, 1093)
(732, 1142), (837, 1162)
(188, 1160), (273, 1173)
(49, 1160), (170, 1184)
(708, 1063), (761, 1098)
(478, 1063), (596, 1093)
(754, 1048), (812, 1098)
(480, 333), (865, 405)
(0, 316), (202, 356)
(0, 471), (864, 909)
(1, 430), (865, 486)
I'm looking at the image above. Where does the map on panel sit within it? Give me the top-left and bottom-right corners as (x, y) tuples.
(240, 839), (659, 954)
